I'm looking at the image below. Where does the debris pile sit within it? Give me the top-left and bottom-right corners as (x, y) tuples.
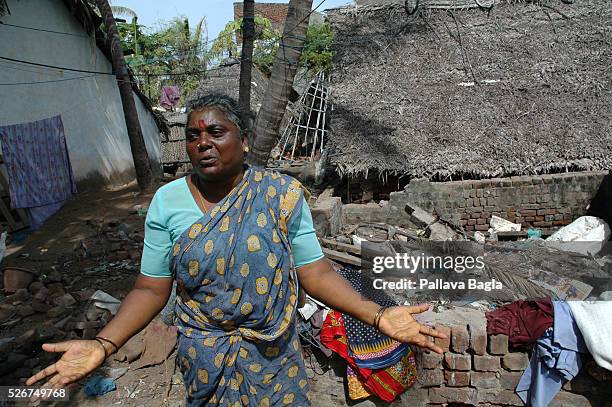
(0, 216), (147, 386)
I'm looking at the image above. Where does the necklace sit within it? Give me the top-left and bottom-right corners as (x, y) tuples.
(192, 175), (209, 213)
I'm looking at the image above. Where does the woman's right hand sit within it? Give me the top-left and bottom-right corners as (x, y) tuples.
(26, 340), (107, 388)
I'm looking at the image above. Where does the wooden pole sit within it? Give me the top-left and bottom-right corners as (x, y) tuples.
(239, 0), (256, 125)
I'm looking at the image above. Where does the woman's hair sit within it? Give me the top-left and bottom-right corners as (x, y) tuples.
(185, 93), (253, 137)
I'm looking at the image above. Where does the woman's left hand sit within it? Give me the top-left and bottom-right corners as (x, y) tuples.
(377, 304), (447, 354)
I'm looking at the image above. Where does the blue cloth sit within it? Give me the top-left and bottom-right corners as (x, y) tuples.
(140, 175), (323, 278)
(84, 375), (116, 397)
(0, 115), (76, 229)
(171, 167), (311, 406)
(337, 267), (409, 370)
(516, 301), (586, 407)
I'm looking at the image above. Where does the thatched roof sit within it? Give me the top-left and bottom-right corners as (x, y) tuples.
(327, 0), (612, 180)
(0, 0), (10, 17)
(188, 61), (269, 112)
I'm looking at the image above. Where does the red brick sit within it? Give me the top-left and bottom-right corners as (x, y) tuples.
(549, 391), (595, 407)
(444, 353), (471, 371)
(500, 371), (523, 390)
(520, 209), (537, 216)
(471, 371), (500, 389)
(418, 352), (442, 369)
(469, 325), (487, 355)
(233, 3), (288, 35)
(561, 373), (597, 393)
(451, 325), (469, 353)
(478, 389), (524, 406)
(488, 334), (508, 355)
(418, 369), (444, 387)
(445, 371), (470, 387)
(434, 325), (451, 352)
(476, 218), (486, 225)
(6, 270), (36, 294)
(475, 224), (489, 231)
(429, 387), (478, 404)
(474, 355), (501, 372)
(467, 219), (477, 225)
(503, 353), (530, 371)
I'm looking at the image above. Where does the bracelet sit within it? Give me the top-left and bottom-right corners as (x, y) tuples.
(93, 337), (110, 358)
(373, 305), (390, 331)
(95, 336), (119, 354)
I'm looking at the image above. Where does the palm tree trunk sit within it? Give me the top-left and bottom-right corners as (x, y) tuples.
(96, 0), (153, 190)
(239, 0), (256, 124)
(248, 0), (313, 167)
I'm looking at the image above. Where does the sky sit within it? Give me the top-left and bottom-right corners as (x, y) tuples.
(113, 0), (354, 43)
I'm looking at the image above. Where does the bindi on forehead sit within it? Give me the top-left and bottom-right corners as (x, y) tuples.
(197, 119), (208, 130)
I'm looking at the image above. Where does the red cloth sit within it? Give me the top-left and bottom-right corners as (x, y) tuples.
(486, 298), (554, 349)
(320, 310), (416, 402)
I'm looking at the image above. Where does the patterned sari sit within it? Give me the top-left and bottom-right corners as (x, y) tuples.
(170, 166), (311, 406)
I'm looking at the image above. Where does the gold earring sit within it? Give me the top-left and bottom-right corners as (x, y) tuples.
(244, 146), (249, 152)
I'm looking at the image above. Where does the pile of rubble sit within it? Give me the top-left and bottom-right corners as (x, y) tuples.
(314, 200), (611, 303)
(0, 216), (148, 385)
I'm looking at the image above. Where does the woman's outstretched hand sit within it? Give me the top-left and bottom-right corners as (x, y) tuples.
(26, 340), (106, 388)
(377, 304), (447, 354)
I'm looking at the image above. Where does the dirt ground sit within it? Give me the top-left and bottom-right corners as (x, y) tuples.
(0, 180), (193, 406)
(0, 180), (383, 407)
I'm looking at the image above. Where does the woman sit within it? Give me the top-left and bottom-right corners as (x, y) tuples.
(27, 94), (445, 405)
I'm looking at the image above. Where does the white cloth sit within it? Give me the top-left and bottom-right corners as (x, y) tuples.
(568, 301), (612, 371)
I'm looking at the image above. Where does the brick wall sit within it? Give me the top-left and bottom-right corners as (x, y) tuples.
(387, 171), (608, 233)
(233, 2), (288, 34)
(308, 308), (608, 406)
(408, 320), (606, 406)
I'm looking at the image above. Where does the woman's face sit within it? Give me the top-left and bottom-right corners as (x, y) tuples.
(185, 107), (248, 182)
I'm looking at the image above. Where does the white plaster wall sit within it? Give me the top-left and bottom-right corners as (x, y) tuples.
(0, 0), (161, 187)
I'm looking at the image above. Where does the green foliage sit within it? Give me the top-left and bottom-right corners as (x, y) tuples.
(111, 10), (336, 105)
(210, 18), (335, 76)
(210, 16), (281, 74)
(300, 22), (335, 74)
(116, 16), (208, 104)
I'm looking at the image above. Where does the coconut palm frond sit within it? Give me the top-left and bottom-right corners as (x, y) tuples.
(111, 5), (137, 18)
(192, 18), (207, 52)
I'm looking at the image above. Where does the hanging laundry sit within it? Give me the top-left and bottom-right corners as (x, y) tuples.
(568, 301), (612, 371)
(0, 116), (76, 229)
(516, 301), (587, 407)
(159, 86), (181, 110)
(309, 308), (332, 357)
(321, 310), (417, 402)
(337, 267), (409, 369)
(486, 298), (553, 349)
